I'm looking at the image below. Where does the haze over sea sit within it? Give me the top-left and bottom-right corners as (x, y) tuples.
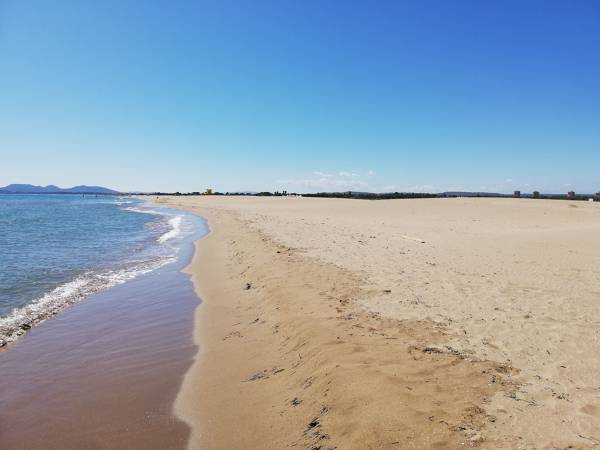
(0, 194), (193, 344)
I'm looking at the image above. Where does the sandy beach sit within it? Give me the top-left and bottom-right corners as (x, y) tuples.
(159, 195), (600, 449)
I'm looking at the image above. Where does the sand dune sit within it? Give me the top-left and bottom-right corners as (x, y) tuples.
(161, 196), (600, 449)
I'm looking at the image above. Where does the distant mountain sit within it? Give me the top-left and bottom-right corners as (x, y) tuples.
(64, 185), (120, 194)
(0, 184), (120, 194)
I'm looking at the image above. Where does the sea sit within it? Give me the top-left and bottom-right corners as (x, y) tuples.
(0, 194), (197, 344)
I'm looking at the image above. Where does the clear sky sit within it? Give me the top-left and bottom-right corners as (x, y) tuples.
(1, 1), (599, 193)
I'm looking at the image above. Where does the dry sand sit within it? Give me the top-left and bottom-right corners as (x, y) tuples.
(160, 196), (600, 449)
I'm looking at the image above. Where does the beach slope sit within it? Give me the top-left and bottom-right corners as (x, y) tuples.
(166, 196), (600, 449)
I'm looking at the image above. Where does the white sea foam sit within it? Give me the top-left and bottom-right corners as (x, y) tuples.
(158, 216), (183, 243)
(0, 256), (175, 345)
(124, 204), (184, 243)
(123, 206), (166, 216)
(0, 201), (195, 346)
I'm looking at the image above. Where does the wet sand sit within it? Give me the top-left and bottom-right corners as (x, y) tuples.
(0, 212), (207, 449)
(165, 195), (600, 449)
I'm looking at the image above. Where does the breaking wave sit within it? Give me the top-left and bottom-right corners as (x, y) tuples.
(0, 256), (175, 345)
(0, 199), (194, 346)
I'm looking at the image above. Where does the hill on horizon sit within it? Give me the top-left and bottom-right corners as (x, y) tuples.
(0, 184), (120, 194)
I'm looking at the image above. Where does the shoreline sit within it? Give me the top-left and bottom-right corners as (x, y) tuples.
(2, 195), (598, 448)
(0, 203), (206, 449)
(168, 198), (514, 449)
(0, 197), (184, 347)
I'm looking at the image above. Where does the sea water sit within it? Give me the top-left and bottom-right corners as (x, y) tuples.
(0, 194), (194, 344)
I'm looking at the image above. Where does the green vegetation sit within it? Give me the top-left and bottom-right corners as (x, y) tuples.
(302, 191), (438, 200)
(137, 190), (597, 201)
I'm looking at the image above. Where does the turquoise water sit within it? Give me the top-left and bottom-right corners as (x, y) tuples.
(0, 194), (194, 343)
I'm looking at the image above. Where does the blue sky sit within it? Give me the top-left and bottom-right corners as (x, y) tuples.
(1, 1), (599, 193)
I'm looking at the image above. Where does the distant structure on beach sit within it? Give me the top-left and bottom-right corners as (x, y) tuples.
(567, 191), (575, 199)
(533, 191), (540, 199)
(596, 192), (600, 202)
(513, 190), (521, 198)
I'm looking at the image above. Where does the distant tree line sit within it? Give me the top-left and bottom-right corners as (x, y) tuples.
(255, 191), (293, 196)
(533, 194), (592, 201)
(140, 191), (259, 196)
(142, 192), (203, 196)
(302, 191), (438, 200)
(135, 191), (597, 201)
